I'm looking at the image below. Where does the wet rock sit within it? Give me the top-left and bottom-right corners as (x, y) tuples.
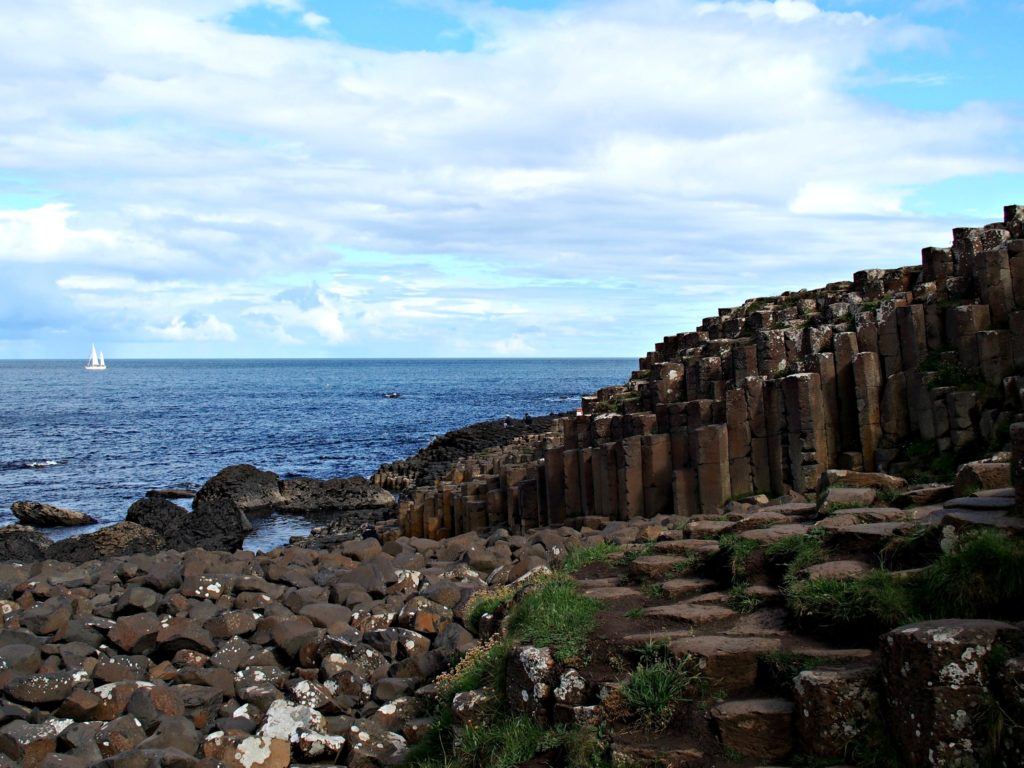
(11, 502), (97, 528)
(47, 522), (165, 564)
(0, 525), (51, 562)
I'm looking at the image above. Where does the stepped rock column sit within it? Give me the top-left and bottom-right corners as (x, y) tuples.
(695, 424), (731, 513)
(833, 332), (860, 454)
(616, 436), (646, 519)
(641, 433), (673, 517)
(725, 389), (754, 498)
(764, 379), (789, 495)
(812, 353), (840, 467)
(853, 352), (883, 471)
(781, 373), (828, 493)
(543, 448), (565, 525)
(744, 377), (772, 495)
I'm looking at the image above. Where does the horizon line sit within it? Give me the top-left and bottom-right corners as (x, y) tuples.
(0, 356), (637, 362)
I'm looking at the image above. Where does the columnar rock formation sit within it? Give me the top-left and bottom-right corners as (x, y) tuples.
(396, 205), (1024, 539)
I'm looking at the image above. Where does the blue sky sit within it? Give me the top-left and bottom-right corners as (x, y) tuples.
(0, 0), (1021, 359)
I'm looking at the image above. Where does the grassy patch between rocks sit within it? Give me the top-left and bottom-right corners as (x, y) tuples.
(784, 529), (1024, 636)
(561, 541), (622, 574)
(506, 573), (602, 663)
(716, 534), (759, 583)
(764, 532), (828, 583)
(465, 586), (515, 634)
(914, 529), (1024, 620)
(616, 646), (707, 730)
(406, 571), (609, 768)
(726, 584), (766, 614)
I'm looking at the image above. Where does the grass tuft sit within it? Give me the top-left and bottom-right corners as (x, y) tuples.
(621, 655), (705, 729)
(915, 529), (1024, 620)
(785, 569), (916, 633)
(716, 534), (759, 583)
(464, 586), (515, 635)
(561, 541), (622, 574)
(506, 573), (602, 663)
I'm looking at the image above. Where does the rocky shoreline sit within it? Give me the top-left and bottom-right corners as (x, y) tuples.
(1, 207), (1024, 766)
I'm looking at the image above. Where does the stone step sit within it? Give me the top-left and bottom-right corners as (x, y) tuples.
(943, 494), (1015, 511)
(628, 555), (697, 581)
(642, 601), (736, 626)
(710, 697), (794, 761)
(737, 524), (811, 544)
(661, 577), (717, 600)
(665, 635), (783, 694)
(651, 539), (720, 557)
(582, 585), (645, 601)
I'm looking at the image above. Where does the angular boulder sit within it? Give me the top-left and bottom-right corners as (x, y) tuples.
(0, 525), (51, 562)
(882, 619), (1023, 767)
(46, 521), (164, 564)
(11, 501), (97, 527)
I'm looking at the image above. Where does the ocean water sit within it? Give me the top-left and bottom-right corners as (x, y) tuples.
(0, 359), (634, 550)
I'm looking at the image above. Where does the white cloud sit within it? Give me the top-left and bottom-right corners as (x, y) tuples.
(301, 11), (329, 30)
(0, 0), (1020, 356)
(490, 334), (536, 356)
(0, 205), (117, 261)
(147, 314), (238, 341)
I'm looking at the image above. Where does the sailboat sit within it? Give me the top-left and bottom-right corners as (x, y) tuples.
(85, 344), (107, 371)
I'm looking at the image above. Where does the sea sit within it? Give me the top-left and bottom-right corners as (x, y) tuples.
(0, 359), (634, 550)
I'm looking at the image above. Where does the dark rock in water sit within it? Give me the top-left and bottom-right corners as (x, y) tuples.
(193, 464), (283, 518)
(145, 488), (196, 500)
(46, 522), (165, 564)
(277, 476), (395, 519)
(0, 525), (51, 562)
(11, 501), (97, 527)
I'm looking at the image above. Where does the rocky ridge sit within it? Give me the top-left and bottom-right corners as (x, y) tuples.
(0, 207), (1023, 766)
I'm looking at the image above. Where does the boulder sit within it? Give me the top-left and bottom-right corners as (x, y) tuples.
(277, 476), (395, 518)
(193, 464), (284, 516)
(10, 501), (97, 527)
(954, 459), (1011, 496)
(882, 619), (1024, 766)
(0, 525), (51, 562)
(46, 522), (164, 564)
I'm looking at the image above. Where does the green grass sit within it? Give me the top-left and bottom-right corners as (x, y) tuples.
(625, 607), (643, 619)
(621, 656), (705, 729)
(764, 533), (827, 583)
(641, 582), (664, 599)
(914, 529), (1024, 620)
(759, 651), (827, 695)
(506, 573), (602, 663)
(561, 542), (622, 574)
(716, 534), (760, 583)
(785, 569), (916, 633)
(726, 584), (766, 614)
(465, 587), (514, 635)
(621, 541), (656, 566)
(920, 351), (984, 390)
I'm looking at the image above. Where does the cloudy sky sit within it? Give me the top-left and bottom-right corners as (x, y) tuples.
(1, 0), (1021, 358)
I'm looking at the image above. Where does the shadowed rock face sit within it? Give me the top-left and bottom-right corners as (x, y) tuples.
(45, 521), (165, 564)
(0, 525), (51, 561)
(11, 501), (97, 527)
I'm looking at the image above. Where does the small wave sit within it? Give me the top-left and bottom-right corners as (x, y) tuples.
(1, 459), (63, 470)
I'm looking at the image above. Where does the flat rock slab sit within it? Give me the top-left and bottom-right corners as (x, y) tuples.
(652, 539), (720, 556)
(628, 555), (696, 581)
(729, 512), (793, 533)
(724, 608), (789, 637)
(940, 509), (1024, 532)
(942, 495), (1015, 511)
(802, 560), (872, 581)
(685, 520), (734, 538)
(824, 521), (923, 553)
(738, 524), (811, 544)
(667, 635), (782, 694)
(760, 502), (817, 517)
(661, 577), (717, 600)
(643, 601), (736, 626)
(582, 586), (645, 601)
(711, 698), (795, 761)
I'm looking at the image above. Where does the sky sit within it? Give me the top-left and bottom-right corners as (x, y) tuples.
(0, 0), (1021, 359)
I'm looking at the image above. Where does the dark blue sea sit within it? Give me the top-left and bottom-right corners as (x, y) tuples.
(0, 359), (633, 550)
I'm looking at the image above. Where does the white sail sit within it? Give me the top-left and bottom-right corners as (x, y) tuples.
(86, 343), (106, 370)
